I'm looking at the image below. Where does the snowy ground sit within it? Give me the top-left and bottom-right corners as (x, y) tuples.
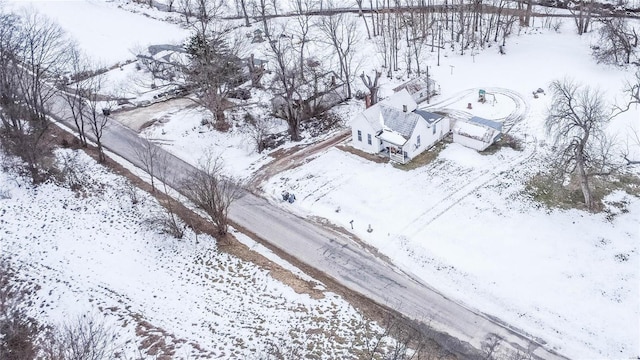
(259, 29), (640, 359)
(5, 0), (639, 358)
(0, 149), (391, 359)
(7, 0), (188, 66)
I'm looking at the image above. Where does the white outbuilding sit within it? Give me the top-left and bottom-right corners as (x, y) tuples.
(452, 116), (503, 151)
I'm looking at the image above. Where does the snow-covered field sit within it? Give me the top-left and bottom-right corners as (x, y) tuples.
(0, 149), (390, 358)
(4, 0), (639, 358)
(8, 0), (188, 65)
(260, 29), (640, 359)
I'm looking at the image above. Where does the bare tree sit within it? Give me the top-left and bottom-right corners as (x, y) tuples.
(61, 48), (92, 148)
(133, 138), (164, 192)
(40, 315), (117, 360)
(83, 74), (111, 163)
(247, 53), (265, 88)
(133, 138), (185, 238)
(355, 0), (372, 39)
(293, 0), (314, 82)
(182, 154), (243, 236)
(0, 10), (22, 128)
(569, 0), (593, 35)
(264, 22), (305, 141)
(622, 128), (640, 165)
(317, 12), (360, 99)
(0, 257), (40, 360)
(359, 70), (381, 106)
(546, 79), (618, 210)
(244, 112), (275, 153)
(235, 0), (251, 26)
(481, 333), (503, 359)
(592, 17), (638, 65)
(0, 9), (72, 183)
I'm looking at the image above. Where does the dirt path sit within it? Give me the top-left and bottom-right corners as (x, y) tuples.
(248, 129), (351, 191)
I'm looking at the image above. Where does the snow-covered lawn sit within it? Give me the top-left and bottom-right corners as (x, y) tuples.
(4, 0), (638, 357)
(0, 149), (388, 359)
(256, 29), (640, 359)
(8, 0), (189, 65)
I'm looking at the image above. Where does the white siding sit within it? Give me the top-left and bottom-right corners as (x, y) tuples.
(351, 114), (382, 154)
(452, 132), (490, 151)
(405, 118), (450, 159)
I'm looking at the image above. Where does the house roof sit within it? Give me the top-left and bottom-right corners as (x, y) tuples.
(469, 116), (502, 132)
(359, 90), (445, 147)
(414, 109), (444, 125)
(379, 106), (420, 138)
(393, 76), (436, 95)
(359, 89), (417, 133)
(147, 44), (185, 56)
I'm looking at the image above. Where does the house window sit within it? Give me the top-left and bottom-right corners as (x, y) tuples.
(417, 135), (421, 146)
(432, 124), (436, 135)
(367, 134), (372, 145)
(357, 130), (362, 142)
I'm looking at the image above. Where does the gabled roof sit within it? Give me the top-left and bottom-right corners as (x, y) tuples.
(358, 89), (417, 133)
(379, 105), (420, 139)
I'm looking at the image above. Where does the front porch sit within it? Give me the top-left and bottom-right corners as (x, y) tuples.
(380, 145), (408, 164)
(376, 131), (409, 164)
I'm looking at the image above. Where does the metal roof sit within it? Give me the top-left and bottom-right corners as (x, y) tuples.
(379, 106), (420, 139)
(414, 109), (444, 125)
(469, 116), (503, 132)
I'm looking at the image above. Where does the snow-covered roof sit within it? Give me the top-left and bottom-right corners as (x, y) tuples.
(359, 89), (417, 133)
(379, 106), (420, 138)
(469, 116), (502, 132)
(384, 89), (417, 112)
(453, 116), (502, 143)
(393, 76), (436, 95)
(414, 109), (444, 125)
(147, 44), (185, 56)
(377, 129), (408, 146)
(359, 91), (444, 147)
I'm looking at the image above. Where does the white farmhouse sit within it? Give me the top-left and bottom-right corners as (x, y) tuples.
(351, 89), (450, 164)
(452, 116), (503, 151)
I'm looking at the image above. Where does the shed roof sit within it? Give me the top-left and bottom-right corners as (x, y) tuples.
(469, 116), (502, 132)
(453, 116), (502, 143)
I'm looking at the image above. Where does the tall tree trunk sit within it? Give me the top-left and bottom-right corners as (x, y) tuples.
(576, 145), (593, 210)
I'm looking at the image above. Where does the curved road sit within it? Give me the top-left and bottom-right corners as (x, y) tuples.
(49, 92), (566, 360)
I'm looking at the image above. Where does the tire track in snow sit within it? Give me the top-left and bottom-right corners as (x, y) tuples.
(422, 87), (529, 133)
(402, 137), (538, 238)
(403, 89), (532, 236)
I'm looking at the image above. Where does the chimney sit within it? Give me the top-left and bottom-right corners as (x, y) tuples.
(402, 104), (407, 113)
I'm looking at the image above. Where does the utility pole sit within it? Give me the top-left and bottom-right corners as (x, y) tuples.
(437, 25), (442, 66)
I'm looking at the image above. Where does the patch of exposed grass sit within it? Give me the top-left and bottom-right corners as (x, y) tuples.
(335, 145), (389, 164)
(525, 171), (640, 212)
(393, 138), (450, 171)
(481, 134), (524, 155)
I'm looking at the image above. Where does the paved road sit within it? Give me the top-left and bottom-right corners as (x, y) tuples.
(50, 98), (567, 360)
